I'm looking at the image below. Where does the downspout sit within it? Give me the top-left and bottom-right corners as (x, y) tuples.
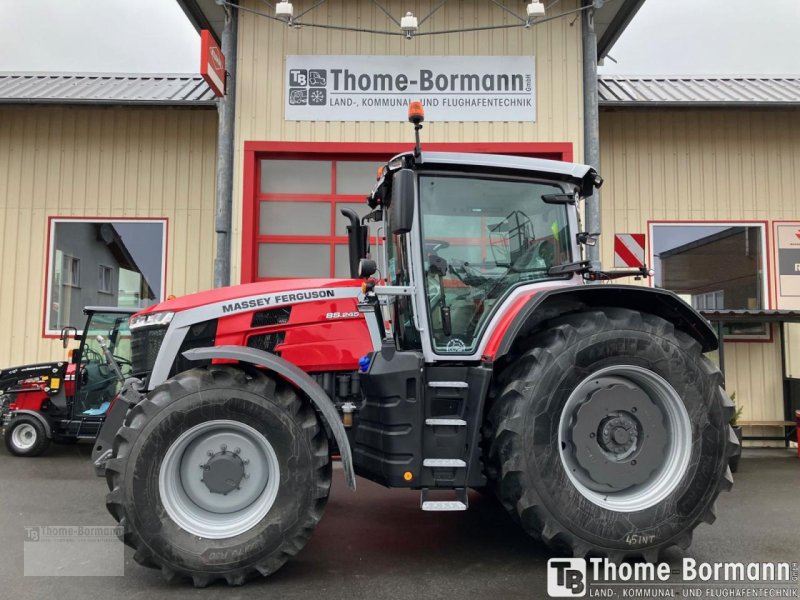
(213, 2), (238, 288)
(582, 0), (602, 270)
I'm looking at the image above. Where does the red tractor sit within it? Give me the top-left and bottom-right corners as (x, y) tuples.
(93, 108), (737, 587)
(1, 307), (135, 456)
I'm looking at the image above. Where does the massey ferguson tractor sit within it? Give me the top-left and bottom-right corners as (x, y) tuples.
(93, 104), (737, 587)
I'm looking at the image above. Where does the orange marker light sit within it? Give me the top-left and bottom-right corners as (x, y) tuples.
(403, 471), (414, 481)
(376, 165), (385, 180)
(408, 100), (425, 124)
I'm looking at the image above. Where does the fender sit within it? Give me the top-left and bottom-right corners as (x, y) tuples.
(8, 410), (52, 438)
(182, 345), (357, 491)
(492, 284), (718, 359)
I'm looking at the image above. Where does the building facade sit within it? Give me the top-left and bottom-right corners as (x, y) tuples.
(1, 1), (798, 443)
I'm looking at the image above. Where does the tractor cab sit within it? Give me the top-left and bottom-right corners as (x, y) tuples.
(64, 307), (135, 421)
(2, 306), (134, 456)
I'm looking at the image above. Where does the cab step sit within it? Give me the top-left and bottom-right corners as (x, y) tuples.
(420, 487), (468, 511)
(425, 418), (467, 426)
(427, 381), (468, 389)
(423, 458), (466, 467)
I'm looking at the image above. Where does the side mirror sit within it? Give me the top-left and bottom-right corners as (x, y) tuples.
(358, 259), (377, 278)
(60, 326), (78, 349)
(390, 169), (415, 235)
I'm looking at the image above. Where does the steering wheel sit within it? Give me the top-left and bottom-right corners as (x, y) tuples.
(425, 239), (450, 253)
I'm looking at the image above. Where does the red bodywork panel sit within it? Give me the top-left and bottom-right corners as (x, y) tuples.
(137, 279), (374, 373)
(215, 295), (373, 372)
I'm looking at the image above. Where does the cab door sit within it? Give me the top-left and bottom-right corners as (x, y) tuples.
(72, 312), (133, 418)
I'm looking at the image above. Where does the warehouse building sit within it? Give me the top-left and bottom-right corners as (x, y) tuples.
(0, 0), (798, 443)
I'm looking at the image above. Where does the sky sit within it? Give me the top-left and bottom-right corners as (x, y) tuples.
(0, 0), (798, 75)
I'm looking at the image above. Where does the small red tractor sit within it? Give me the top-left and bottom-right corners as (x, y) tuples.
(1, 307), (134, 456)
(93, 106), (737, 586)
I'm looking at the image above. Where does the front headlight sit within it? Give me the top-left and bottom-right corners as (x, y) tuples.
(129, 311), (174, 330)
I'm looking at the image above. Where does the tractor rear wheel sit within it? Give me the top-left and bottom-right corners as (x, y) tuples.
(4, 415), (50, 456)
(487, 307), (738, 561)
(105, 366), (331, 587)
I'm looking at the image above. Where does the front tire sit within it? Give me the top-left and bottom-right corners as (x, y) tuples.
(4, 416), (50, 456)
(487, 308), (738, 560)
(105, 366), (331, 587)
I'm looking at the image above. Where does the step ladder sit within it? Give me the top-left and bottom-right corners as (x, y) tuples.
(420, 487), (469, 511)
(420, 380), (471, 511)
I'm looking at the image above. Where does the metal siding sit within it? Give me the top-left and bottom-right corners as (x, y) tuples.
(0, 105), (218, 366)
(231, 0), (585, 282)
(0, 73), (216, 105)
(598, 76), (800, 106)
(600, 109), (800, 444)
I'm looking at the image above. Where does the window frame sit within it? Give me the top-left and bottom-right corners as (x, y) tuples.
(97, 264), (114, 295)
(648, 220), (772, 342)
(43, 217), (169, 338)
(62, 254), (80, 288)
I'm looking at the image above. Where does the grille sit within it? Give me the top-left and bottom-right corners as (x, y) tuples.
(131, 326), (167, 377)
(171, 319), (218, 376)
(246, 332), (285, 353)
(251, 307), (292, 328)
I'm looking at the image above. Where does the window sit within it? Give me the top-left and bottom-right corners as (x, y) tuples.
(256, 158), (382, 279)
(46, 219), (167, 335)
(650, 223), (769, 339)
(418, 175), (572, 354)
(98, 265), (113, 294)
(63, 255), (80, 287)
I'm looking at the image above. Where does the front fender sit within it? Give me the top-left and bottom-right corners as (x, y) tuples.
(8, 410), (52, 438)
(182, 345), (357, 491)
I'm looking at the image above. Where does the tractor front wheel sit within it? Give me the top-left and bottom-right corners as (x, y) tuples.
(488, 307), (738, 561)
(105, 366), (331, 587)
(4, 415), (50, 457)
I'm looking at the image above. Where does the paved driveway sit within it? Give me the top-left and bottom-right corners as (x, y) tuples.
(0, 443), (797, 599)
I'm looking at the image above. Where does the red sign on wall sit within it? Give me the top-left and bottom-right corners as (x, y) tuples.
(200, 30), (225, 97)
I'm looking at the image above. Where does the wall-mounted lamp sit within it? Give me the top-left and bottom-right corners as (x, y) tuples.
(401, 11), (418, 39)
(275, 1), (294, 21)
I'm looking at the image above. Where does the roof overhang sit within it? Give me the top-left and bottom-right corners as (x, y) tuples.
(175, 0), (644, 57)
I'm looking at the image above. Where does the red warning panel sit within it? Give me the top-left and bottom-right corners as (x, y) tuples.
(614, 233), (646, 268)
(200, 30), (225, 97)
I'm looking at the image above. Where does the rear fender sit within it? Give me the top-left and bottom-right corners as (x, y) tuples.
(492, 285), (717, 360)
(182, 345), (356, 490)
(7, 410), (52, 438)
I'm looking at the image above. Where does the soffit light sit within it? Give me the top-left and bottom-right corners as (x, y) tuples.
(224, 0), (589, 39)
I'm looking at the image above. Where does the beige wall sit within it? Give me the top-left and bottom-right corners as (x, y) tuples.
(0, 105), (218, 366)
(600, 109), (800, 442)
(232, 0), (585, 282)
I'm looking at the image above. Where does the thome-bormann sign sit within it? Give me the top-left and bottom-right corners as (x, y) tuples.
(284, 55), (536, 122)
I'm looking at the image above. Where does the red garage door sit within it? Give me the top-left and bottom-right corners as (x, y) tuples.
(241, 142), (573, 283)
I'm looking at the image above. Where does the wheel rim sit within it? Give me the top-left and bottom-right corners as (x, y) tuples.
(12, 423), (38, 450)
(558, 365), (692, 512)
(159, 419), (280, 539)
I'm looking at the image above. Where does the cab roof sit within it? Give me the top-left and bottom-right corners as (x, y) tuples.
(400, 151), (600, 196)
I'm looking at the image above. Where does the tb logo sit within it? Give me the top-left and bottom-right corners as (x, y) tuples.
(547, 558), (586, 597)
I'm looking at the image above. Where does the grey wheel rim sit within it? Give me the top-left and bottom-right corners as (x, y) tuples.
(159, 419), (280, 539)
(12, 423), (38, 451)
(558, 365), (692, 512)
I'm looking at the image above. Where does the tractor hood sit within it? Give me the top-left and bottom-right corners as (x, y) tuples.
(134, 278), (362, 317)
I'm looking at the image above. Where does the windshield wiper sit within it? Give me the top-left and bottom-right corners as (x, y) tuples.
(547, 260), (592, 276)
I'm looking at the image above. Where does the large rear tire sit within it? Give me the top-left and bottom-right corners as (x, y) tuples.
(487, 307), (738, 561)
(105, 366), (331, 587)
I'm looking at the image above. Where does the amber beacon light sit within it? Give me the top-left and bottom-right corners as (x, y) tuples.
(408, 101), (425, 124)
